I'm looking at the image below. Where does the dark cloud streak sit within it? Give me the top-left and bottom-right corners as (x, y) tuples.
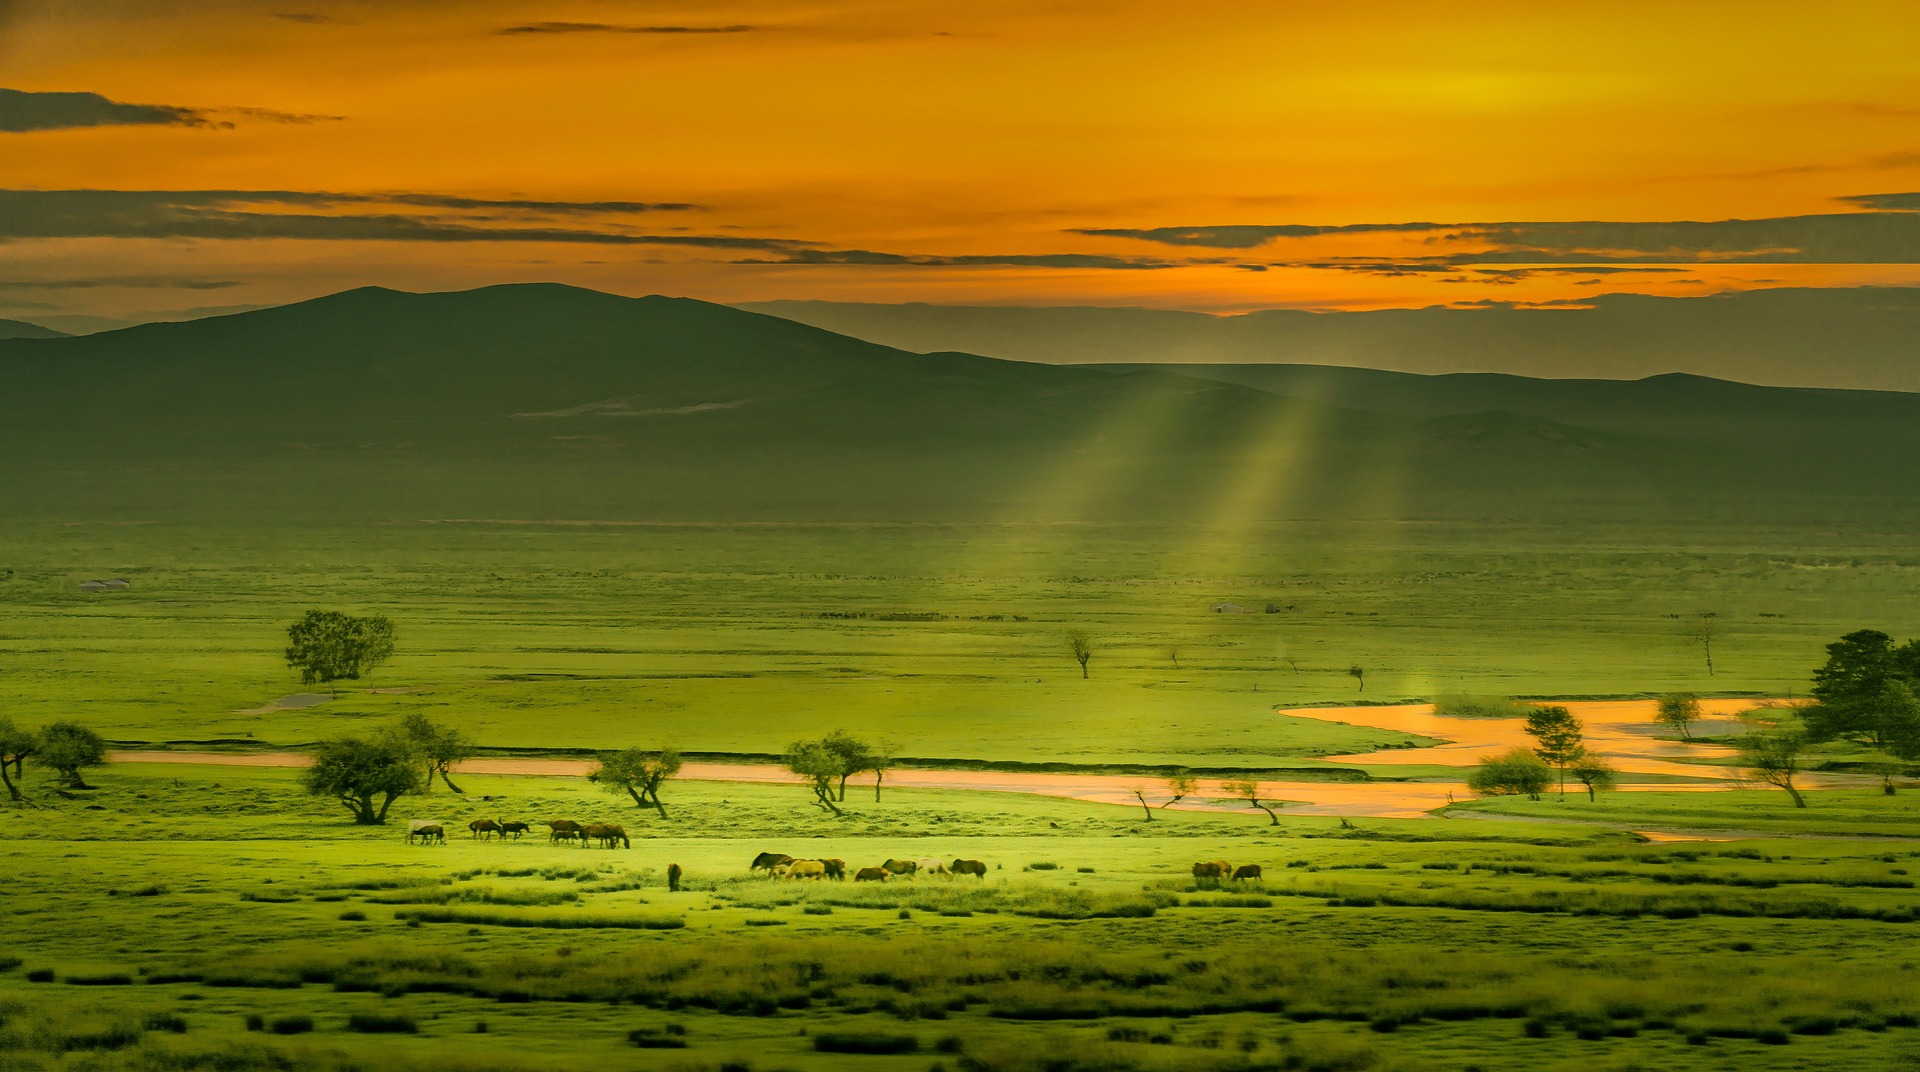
(497, 22), (760, 36)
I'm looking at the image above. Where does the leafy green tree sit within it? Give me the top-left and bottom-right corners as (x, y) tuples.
(394, 713), (474, 794)
(589, 747), (683, 817)
(1467, 747), (1552, 800)
(1865, 681), (1920, 795)
(1737, 718), (1809, 808)
(785, 739), (847, 816)
(1523, 705), (1585, 797)
(304, 736), (420, 824)
(284, 611), (396, 694)
(0, 716), (34, 801)
(1655, 693), (1701, 740)
(36, 722), (104, 790)
(1067, 630), (1093, 679)
(1224, 777), (1281, 824)
(1568, 754), (1617, 802)
(821, 729), (874, 802)
(1348, 665), (1365, 693)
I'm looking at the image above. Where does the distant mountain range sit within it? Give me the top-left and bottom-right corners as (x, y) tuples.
(0, 317), (67, 340)
(1, 284), (1914, 524)
(739, 287), (1920, 392)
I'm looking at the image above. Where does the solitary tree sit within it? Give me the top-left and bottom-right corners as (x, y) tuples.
(395, 713), (475, 794)
(304, 736), (420, 824)
(36, 722), (105, 790)
(1655, 693), (1702, 740)
(785, 739), (847, 816)
(1165, 645), (1182, 672)
(1068, 630), (1093, 679)
(866, 741), (897, 802)
(1524, 705), (1585, 797)
(1568, 754), (1617, 802)
(1161, 770), (1198, 809)
(284, 611), (396, 694)
(821, 730), (875, 802)
(1466, 747), (1552, 800)
(1695, 614), (1719, 676)
(1348, 665), (1365, 693)
(590, 747), (683, 817)
(1126, 783), (1158, 821)
(0, 716), (34, 802)
(1806, 629), (1920, 751)
(1224, 777), (1281, 824)
(1736, 718), (1809, 808)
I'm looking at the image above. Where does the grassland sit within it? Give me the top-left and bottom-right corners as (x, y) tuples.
(7, 760), (1920, 1072)
(4, 518), (1917, 770)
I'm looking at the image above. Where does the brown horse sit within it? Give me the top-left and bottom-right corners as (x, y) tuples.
(406, 820), (445, 845)
(547, 819), (585, 845)
(951, 859), (987, 880)
(751, 852), (793, 873)
(1231, 864), (1263, 882)
(854, 867), (889, 882)
(1192, 860), (1230, 880)
(881, 858), (917, 876)
(667, 863), (683, 892)
(469, 818), (502, 840)
(583, 822), (630, 849)
(498, 821), (530, 838)
(821, 858), (847, 880)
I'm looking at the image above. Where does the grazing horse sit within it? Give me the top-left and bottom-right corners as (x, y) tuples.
(751, 852), (794, 873)
(881, 858), (917, 876)
(667, 863), (683, 892)
(784, 860), (828, 880)
(854, 867), (889, 882)
(950, 859), (987, 880)
(547, 819), (585, 845)
(821, 858), (847, 881)
(469, 818), (502, 840)
(406, 820), (446, 845)
(498, 821), (530, 838)
(583, 823), (630, 849)
(1191, 861), (1229, 880)
(916, 858), (949, 877)
(1231, 864), (1263, 883)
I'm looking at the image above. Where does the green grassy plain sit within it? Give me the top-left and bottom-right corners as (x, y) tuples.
(4, 519), (1917, 768)
(8, 762), (1920, 1072)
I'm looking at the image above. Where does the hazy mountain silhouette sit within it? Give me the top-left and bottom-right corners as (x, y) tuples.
(0, 317), (67, 340)
(1, 284), (1912, 524)
(740, 287), (1920, 392)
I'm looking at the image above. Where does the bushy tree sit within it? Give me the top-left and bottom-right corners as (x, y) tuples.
(1467, 748), (1552, 800)
(1655, 693), (1701, 740)
(821, 730), (874, 802)
(589, 747), (683, 817)
(1348, 665), (1365, 693)
(394, 713), (474, 794)
(305, 736), (420, 824)
(1524, 705), (1585, 797)
(284, 611), (396, 693)
(0, 716), (34, 801)
(1568, 754), (1617, 802)
(1737, 718), (1809, 808)
(785, 739), (847, 816)
(36, 721), (105, 790)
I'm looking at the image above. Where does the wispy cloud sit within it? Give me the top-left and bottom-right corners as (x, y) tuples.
(497, 22), (760, 36)
(736, 249), (1173, 270)
(0, 189), (799, 249)
(1, 88), (341, 132)
(0, 276), (243, 290)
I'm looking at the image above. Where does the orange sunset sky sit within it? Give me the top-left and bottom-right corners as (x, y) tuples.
(4, 0), (1919, 329)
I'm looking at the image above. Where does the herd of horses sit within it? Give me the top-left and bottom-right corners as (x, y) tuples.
(748, 852), (988, 881)
(400, 823), (1261, 887)
(403, 818), (626, 847)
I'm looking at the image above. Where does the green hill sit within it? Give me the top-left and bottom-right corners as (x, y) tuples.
(0, 284), (1910, 525)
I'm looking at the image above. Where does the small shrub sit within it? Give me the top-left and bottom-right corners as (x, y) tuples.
(245, 1014), (265, 1032)
(26, 969), (55, 983)
(65, 973), (134, 986)
(628, 1028), (689, 1048)
(142, 1012), (188, 1034)
(0, 956), (21, 973)
(270, 1016), (313, 1035)
(803, 905), (833, 916)
(1076, 867), (1096, 874)
(1026, 862), (1060, 871)
(338, 910), (367, 921)
(347, 1013), (418, 1034)
(814, 1032), (920, 1054)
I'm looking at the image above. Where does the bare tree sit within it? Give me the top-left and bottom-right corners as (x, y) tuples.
(1224, 778), (1280, 824)
(1127, 783), (1156, 821)
(1068, 630), (1093, 679)
(1161, 771), (1198, 809)
(1165, 645), (1181, 671)
(1695, 614), (1718, 677)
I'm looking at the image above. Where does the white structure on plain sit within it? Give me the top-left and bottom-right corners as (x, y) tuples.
(79, 578), (131, 592)
(1210, 601), (1246, 614)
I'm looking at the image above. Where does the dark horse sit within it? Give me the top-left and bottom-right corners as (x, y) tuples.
(547, 819), (585, 845)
